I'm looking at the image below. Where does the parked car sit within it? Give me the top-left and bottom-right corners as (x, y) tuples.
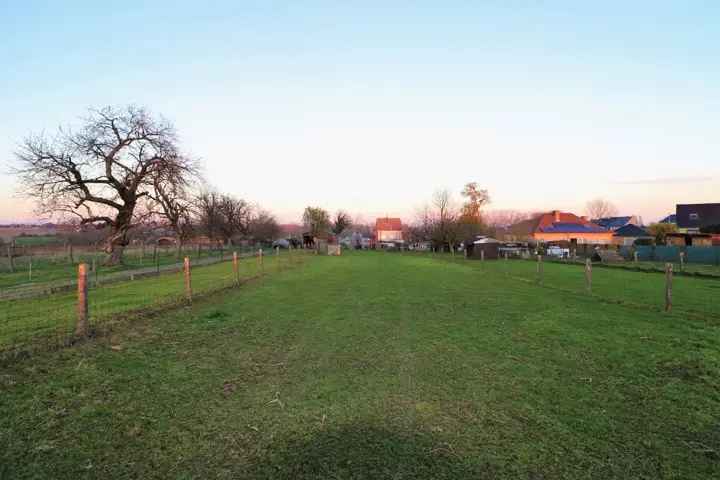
(546, 245), (570, 258)
(499, 243), (524, 257)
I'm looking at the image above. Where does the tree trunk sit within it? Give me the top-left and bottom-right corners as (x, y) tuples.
(104, 226), (130, 266)
(105, 244), (126, 266)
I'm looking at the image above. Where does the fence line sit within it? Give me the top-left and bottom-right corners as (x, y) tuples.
(0, 247), (274, 301)
(0, 248), (309, 361)
(429, 251), (718, 320)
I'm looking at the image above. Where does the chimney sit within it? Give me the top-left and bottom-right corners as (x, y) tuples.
(554, 210), (561, 223)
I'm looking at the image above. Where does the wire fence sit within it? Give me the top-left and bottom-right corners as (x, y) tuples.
(0, 243), (273, 300)
(445, 252), (720, 320)
(0, 247), (309, 361)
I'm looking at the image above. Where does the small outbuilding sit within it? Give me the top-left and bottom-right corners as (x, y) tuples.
(465, 236), (500, 260)
(612, 224), (653, 246)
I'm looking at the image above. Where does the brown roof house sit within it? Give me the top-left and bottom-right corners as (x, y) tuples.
(375, 217), (404, 244)
(502, 211), (613, 245)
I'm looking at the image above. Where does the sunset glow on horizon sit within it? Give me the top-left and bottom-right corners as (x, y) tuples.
(1, 1), (718, 225)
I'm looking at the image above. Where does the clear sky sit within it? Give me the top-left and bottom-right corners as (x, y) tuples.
(1, 1), (718, 224)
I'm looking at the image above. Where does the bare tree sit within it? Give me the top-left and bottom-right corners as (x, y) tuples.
(331, 210), (352, 236)
(195, 191), (251, 244)
(14, 106), (193, 265)
(409, 205), (435, 243)
(431, 189), (460, 249)
(484, 210), (538, 229)
(248, 209), (280, 242)
(586, 198), (618, 220)
(149, 156), (199, 257)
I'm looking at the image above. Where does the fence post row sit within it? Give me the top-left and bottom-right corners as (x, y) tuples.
(76, 263), (88, 337)
(184, 257), (192, 302)
(665, 263), (673, 312)
(585, 258), (592, 294)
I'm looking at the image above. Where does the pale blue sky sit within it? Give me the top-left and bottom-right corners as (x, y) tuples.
(1, 1), (719, 223)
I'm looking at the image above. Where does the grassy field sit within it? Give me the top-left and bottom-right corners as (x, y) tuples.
(1, 252), (718, 479)
(11, 235), (63, 246)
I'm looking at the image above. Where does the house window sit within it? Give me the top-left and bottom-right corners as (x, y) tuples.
(689, 213), (699, 221)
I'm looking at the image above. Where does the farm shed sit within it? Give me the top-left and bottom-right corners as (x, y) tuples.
(612, 224), (652, 246)
(666, 233), (713, 247)
(465, 237), (500, 260)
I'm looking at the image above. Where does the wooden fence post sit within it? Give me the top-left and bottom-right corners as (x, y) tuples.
(233, 251), (240, 285)
(69, 242), (74, 264)
(537, 254), (543, 284)
(7, 245), (14, 273)
(665, 263), (673, 312)
(75, 263), (88, 337)
(28, 256), (32, 281)
(679, 251), (685, 272)
(585, 258), (592, 294)
(184, 257), (192, 302)
(480, 249), (485, 262)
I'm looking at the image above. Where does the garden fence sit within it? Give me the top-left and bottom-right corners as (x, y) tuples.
(0, 247), (307, 361)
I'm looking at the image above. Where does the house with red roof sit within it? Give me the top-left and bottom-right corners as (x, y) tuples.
(502, 210), (613, 244)
(375, 217), (404, 244)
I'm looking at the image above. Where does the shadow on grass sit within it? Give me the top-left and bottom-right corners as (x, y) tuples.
(244, 423), (495, 479)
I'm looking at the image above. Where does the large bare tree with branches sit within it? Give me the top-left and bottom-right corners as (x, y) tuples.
(14, 106), (195, 265)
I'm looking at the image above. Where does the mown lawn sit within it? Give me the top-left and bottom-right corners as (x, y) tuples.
(1, 252), (718, 479)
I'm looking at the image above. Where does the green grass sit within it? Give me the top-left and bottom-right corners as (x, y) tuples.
(11, 235), (63, 246)
(1, 252), (718, 479)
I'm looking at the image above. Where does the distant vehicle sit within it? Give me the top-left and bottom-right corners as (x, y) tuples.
(272, 238), (290, 249)
(546, 245), (570, 258)
(498, 243), (524, 257)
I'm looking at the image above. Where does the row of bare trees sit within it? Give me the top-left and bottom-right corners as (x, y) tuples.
(14, 105), (278, 265)
(408, 183), (491, 248)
